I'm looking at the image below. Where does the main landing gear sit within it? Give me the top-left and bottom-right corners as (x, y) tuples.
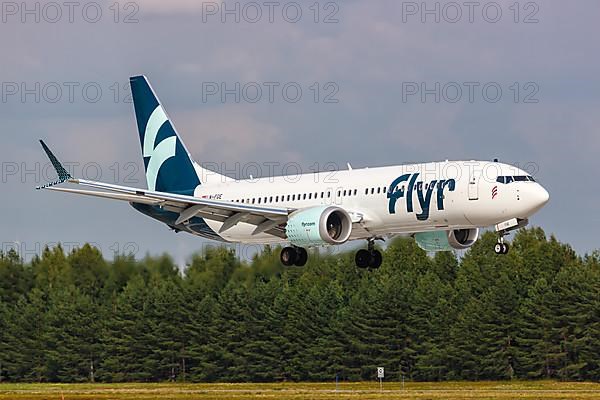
(355, 239), (383, 269)
(280, 246), (308, 267)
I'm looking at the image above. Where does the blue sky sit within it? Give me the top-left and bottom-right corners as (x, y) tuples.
(1, 0), (598, 264)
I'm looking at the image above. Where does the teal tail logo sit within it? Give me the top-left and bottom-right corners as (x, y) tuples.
(142, 104), (176, 191)
(130, 75), (200, 195)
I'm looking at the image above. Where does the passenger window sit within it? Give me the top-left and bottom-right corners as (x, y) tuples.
(321, 192), (324, 198)
(353, 189), (357, 195)
(365, 188), (369, 195)
(383, 187), (387, 193)
(292, 195), (296, 201)
(308, 193), (312, 199)
(269, 196), (273, 203)
(303, 193), (307, 200)
(337, 190), (341, 197)
(343, 190), (347, 196)
(371, 188), (375, 195)
(377, 187), (381, 194)
(328, 191), (331, 198)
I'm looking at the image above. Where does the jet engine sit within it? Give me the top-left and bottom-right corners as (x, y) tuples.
(285, 206), (352, 247)
(414, 228), (479, 252)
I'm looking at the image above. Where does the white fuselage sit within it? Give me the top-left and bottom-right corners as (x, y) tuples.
(191, 160), (549, 244)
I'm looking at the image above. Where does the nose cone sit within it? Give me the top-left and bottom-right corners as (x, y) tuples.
(538, 185), (550, 206)
(527, 184), (550, 214)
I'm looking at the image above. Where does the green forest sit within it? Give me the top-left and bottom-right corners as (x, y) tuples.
(0, 228), (599, 383)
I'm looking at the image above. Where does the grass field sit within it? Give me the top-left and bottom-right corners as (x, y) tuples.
(1, 381), (600, 400)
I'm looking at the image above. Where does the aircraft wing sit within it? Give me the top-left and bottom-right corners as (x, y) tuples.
(37, 141), (291, 238)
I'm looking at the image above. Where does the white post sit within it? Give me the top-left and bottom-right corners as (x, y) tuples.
(377, 367), (384, 392)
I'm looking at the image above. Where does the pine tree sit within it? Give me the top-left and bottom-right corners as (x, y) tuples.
(409, 271), (455, 381)
(339, 274), (411, 380)
(67, 244), (108, 298)
(0, 249), (33, 303)
(100, 275), (153, 381)
(43, 286), (101, 382)
(2, 289), (48, 381)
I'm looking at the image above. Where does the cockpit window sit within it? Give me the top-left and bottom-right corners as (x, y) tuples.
(496, 175), (535, 184)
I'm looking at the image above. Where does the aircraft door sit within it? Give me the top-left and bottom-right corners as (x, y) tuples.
(468, 170), (479, 200)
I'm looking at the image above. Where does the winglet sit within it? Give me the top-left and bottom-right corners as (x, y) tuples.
(37, 140), (74, 189)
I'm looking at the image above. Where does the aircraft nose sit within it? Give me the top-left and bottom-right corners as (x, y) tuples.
(536, 184), (550, 207)
(528, 183), (549, 213)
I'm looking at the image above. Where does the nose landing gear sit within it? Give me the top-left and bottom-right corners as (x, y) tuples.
(494, 218), (528, 255)
(494, 232), (510, 255)
(494, 241), (509, 255)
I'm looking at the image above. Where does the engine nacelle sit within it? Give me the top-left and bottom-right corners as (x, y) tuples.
(448, 228), (479, 250)
(286, 206), (352, 247)
(414, 228), (479, 252)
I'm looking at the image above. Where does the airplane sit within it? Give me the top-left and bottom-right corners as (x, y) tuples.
(37, 76), (550, 268)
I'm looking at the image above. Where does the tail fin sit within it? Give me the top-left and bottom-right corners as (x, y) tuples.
(130, 75), (202, 194)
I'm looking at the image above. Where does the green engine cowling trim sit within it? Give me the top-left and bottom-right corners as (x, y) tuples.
(414, 231), (453, 252)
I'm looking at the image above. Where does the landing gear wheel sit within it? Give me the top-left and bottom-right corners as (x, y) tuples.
(295, 247), (308, 266)
(494, 242), (509, 255)
(280, 247), (297, 266)
(494, 243), (503, 255)
(355, 249), (371, 268)
(369, 249), (383, 269)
